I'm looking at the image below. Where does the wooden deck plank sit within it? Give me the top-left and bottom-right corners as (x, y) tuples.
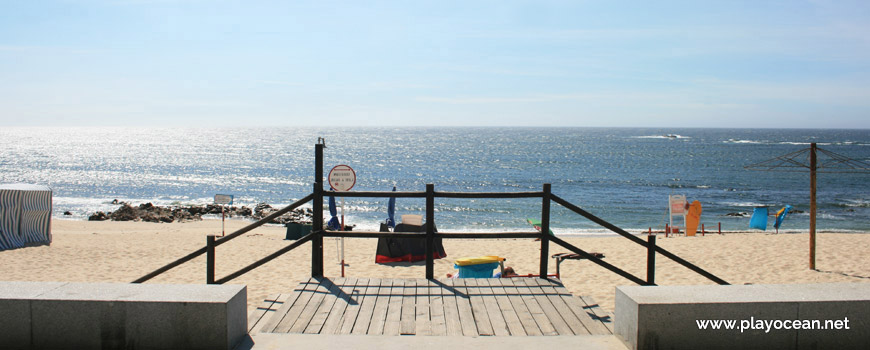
(577, 295), (615, 334)
(247, 293), (279, 333)
(269, 277), (321, 333)
(383, 278), (404, 335)
(525, 278), (577, 335)
(289, 278), (333, 333)
(258, 277), (598, 337)
(544, 280), (610, 335)
(478, 279), (510, 336)
(366, 278), (391, 335)
(413, 279), (432, 335)
(465, 279), (494, 336)
(438, 279), (463, 336)
(302, 278), (342, 334)
(319, 278), (359, 335)
(502, 278), (543, 336)
(343, 278), (375, 335)
(560, 293), (610, 335)
(516, 278), (559, 336)
(536, 279), (590, 335)
(428, 279), (447, 336)
(400, 279), (418, 335)
(487, 279), (526, 336)
(453, 278), (480, 336)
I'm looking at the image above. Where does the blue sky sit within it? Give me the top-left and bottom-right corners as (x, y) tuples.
(2, 0), (869, 128)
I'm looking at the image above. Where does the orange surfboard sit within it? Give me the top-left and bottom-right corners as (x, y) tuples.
(686, 200), (702, 236)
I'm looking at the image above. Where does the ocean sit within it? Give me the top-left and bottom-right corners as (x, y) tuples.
(1, 127), (868, 235)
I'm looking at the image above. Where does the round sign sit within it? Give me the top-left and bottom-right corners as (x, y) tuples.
(328, 165), (356, 192)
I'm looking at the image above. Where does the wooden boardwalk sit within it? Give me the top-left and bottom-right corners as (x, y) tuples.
(249, 277), (613, 336)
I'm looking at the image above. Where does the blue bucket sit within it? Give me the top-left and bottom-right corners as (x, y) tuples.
(454, 262), (499, 278)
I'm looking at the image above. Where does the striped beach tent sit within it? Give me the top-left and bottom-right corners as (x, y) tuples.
(0, 184), (52, 250)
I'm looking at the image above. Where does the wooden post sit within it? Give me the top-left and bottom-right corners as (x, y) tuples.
(206, 235), (216, 284)
(539, 184), (551, 278)
(810, 143), (817, 270)
(425, 184), (435, 279)
(702, 223), (705, 236)
(312, 143), (325, 277)
(719, 222), (722, 235)
(647, 235), (656, 285)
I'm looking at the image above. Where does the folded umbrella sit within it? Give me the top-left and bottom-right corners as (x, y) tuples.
(385, 186), (396, 229)
(327, 187), (340, 230)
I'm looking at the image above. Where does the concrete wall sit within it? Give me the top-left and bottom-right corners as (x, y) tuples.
(0, 281), (246, 350)
(615, 283), (869, 350)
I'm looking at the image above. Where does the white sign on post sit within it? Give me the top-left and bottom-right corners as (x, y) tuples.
(328, 165), (356, 192)
(214, 194), (234, 205)
(327, 165), (355, 278)
(214, 194), (233, 236)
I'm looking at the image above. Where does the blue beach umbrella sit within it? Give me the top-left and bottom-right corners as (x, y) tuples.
(774, 205), (792, 230)
(749, 207), (768, 230)
(327, 187), (340, 230)
(385, 186), (396, 228)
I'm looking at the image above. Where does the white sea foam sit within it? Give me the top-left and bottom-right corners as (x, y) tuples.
(720, 201), (769, 207)
(634, 134), (690, 139)
(723, 139), (763, 144)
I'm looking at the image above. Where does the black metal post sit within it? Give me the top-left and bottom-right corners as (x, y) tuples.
(647, 235), (656, 285)
(206, 235), (216, 284)
(312, 143), (325, 277)
(539, 184), (551, 278)
(426, 184), (435, 279)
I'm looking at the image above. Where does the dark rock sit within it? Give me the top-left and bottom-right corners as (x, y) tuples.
(110, 204), (140, 221)
(87, 200), (311, 224)
(63, 211), (72, 216)
(88, 212), (109, 221)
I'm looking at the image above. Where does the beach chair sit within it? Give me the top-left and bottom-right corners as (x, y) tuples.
(552, 252), (605, 279)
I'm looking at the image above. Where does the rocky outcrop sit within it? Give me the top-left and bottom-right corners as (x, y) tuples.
(88, 201), (312, 224)
(251, 203), (313, 225)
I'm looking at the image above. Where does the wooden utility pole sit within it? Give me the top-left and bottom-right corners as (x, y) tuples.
(809, 143), (817, 270)
(745, 142), (869, 271)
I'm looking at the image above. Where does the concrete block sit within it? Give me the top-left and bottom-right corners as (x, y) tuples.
(615, 283), (870, 350)
(0, 281), (66, 349)
(796, 300), (869, 350)
(0, 281), (247, 350)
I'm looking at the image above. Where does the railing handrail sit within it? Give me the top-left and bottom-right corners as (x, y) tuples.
(551, 194), (728, 285)
(132, 194), (314, 283)
(215, 233), (314, 284)
(324, 190), (544, 199)
(322, 230), (541, 239)
(134, 185), (727, 287)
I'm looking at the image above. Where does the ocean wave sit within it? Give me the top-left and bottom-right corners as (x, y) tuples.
(722, 139), (850, 146)
(720, 201), (769, 207)
(723, 139), (763, 144)
(634, 134), (690, 139)
(838, 199), (870, 208)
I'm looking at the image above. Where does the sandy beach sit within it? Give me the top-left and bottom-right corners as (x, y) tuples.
(1, 219), (868, 314)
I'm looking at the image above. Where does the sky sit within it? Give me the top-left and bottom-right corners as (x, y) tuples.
(1, 0), (869, 128)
